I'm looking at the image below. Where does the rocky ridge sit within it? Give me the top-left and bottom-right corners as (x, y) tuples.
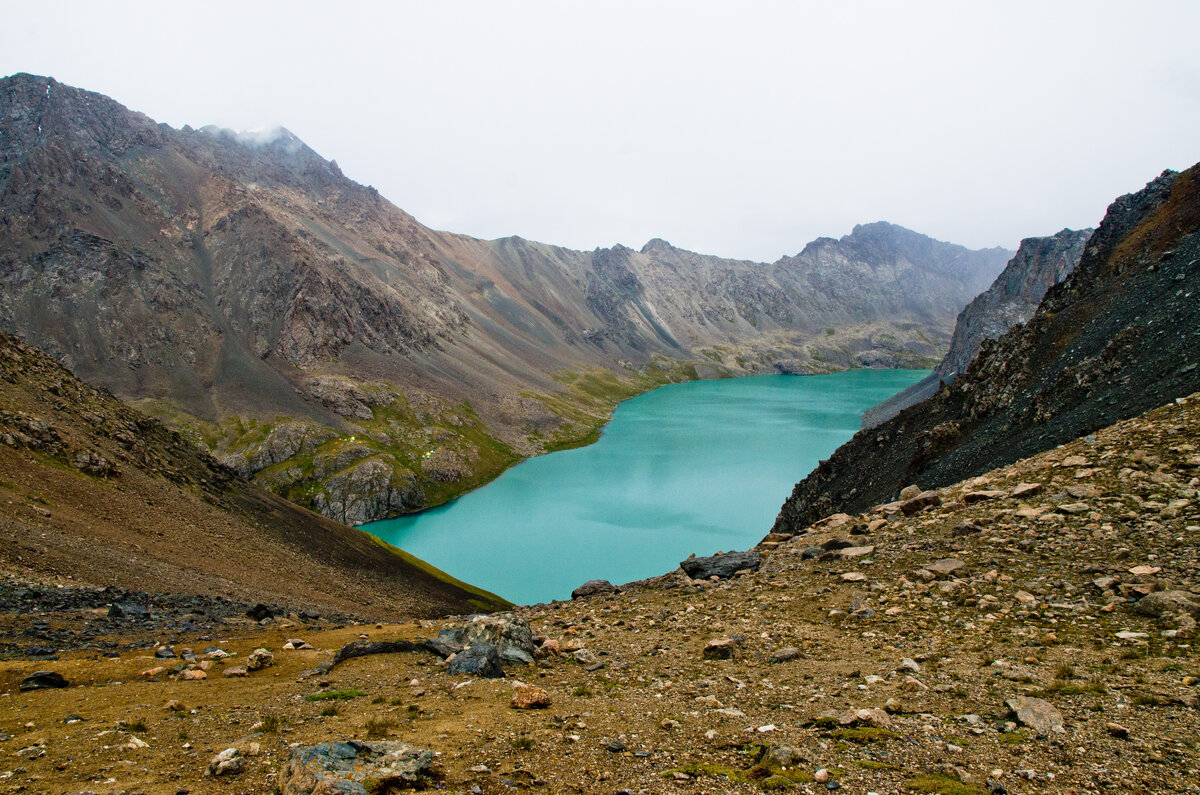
(0, 73), (1010, 523)
(774, 164), (1200, 533)
(862, 228), (1093, 429)
(1, 392), (1198, 792)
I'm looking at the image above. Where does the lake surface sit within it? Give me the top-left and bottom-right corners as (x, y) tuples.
(364, 369), (927, 604)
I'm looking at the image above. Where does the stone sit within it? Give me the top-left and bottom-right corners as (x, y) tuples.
(764, 744), (807, 768)
(511, 685), (551, 709)
(604, 738), (626, 753)
(924, 558), (966, 578)
(836, 708), (890, 727)
(246, 603), (276, 621)
(769, 646), (801, 663)
(421, 637), (465, 659)
(447, 644), (504, 678)
(899, 485), (923, 501)
(837, 545), (875, 559)
(1106, 722), (1130, 739)
(180, 669), (207, 681)
(247, 648), (275, 671)
(1128, 565), (1163, 577)
(206, 748), (246, 777)
(1014, 591), (1037, 604)
(19, 671), (67, 691)
(1134, 590), (1200, 618)
(439, 613), (535, 660)
(141, 666), (166, 678)
(278, 740), (435, 794)
(680, 549), (761, 580)
(154, 646), (176, 659)
(703, 638), (738, 660)
(571, 579), (617, 599)
(164, 700), (185, 712)
(900, 490), (942, 515)
(108, 602), (150, 619)
(1005, 696), (1064, 734)
(499, 647), (535, 666)
(841, 572), (868, 582)
(224, 666), (249, 678)
(964, 490), (1007, 503)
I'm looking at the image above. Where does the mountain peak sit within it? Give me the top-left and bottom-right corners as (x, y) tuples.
(641, 238), (673, 253)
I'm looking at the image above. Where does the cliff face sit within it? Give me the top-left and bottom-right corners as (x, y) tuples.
(0, 73), (1010, 523)
(774, 165), (1200, 532)
(861, 228), (1092, 428)
(0, 331), (507, 618)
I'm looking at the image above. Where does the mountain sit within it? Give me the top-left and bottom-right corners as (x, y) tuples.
(861, 227), (1092, 428)
(0, 73), (1011, 523)
(0, 330), (508, 617)
(773, 164), (1200, 533)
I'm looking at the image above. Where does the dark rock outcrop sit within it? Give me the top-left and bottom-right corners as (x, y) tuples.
(680, 549), (761, 580)
(774, 165), (1200, 533)
(278, 740), (435, 794)
(862, 228), (1092, 428)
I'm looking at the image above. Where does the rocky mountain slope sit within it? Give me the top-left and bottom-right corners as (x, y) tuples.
(862, 227), (1093, 428)
(0, 73), (1010, 523)
(0, 330), (508, 619)
(2, 391), (1198, 792)
(774, 164), (1200, 533)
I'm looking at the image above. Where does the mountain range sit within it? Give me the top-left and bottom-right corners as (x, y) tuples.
(0, 73), (1010, 523)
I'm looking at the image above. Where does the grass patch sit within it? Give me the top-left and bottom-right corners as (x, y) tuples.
(319, 704), (340, 717)
(663, 761), (747, 784)
(120, 719), (148, 733)
(856, 759), (901, 771)
(260, 714), (280, 733)
(904, 775), (985, 794)
(306, 688), (367, 702)
(572, 685), (593, 698)
(1055, 662), (1076, 680)
(364, 716), (399, 738)
(511, 736), (535, 751)
(998, 730), (1027, 745)
(828, 728), (900, 744)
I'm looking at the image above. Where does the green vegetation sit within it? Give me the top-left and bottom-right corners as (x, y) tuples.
(829, 727), (900, 744)
(903, 775), (985, 794)
(305, 688), (367, 701)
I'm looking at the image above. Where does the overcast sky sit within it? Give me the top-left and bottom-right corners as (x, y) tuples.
(3, 1), (1198, 261)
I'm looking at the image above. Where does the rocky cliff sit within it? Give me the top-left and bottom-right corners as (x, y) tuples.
(0, 73), (1010, 523)
(861, 227), (1092, 428)
(0, 331), (508, 618)
(774, 164), (1200, 532)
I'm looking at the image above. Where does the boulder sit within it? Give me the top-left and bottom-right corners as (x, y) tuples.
(900, 490), (942, 515)
(245, 603), (275, 621)
(278, 740), (435, 794)
(1134, 590), (1200, 618)
(702, 638), (738, 660)
(1005, 696), (1064, 734)
(19, 671), (67, 691)
(247, 648), (274, 671)
(206, 747), (246, 777)
(438, 613), (534, 660)
(511, 685), (552, 709)
(447, 643), (504, 678)
(680, 549), (761, 580)
(571, 579), (617, 599)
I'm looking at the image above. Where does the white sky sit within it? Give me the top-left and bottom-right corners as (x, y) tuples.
(2, 1), (1198, 261)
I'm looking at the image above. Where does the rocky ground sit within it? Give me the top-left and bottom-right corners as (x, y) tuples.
(2, 393), (1200, 794)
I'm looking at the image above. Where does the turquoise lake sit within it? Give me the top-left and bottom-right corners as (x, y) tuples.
(363, 369), (927, 605)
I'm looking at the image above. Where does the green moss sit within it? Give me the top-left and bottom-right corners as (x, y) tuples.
(998, 730), (1027, 745)
(856, 759), (901, 771)
(663, 762), (747, 783)
(759, 775), (798, 790)
(828, 728), (900, 743)
(903, 775), (985, 794)
(305, 688), (367, 701)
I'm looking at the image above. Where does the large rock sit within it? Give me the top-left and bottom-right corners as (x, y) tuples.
(438, 613), (534, 660)
(1005, 696), (1064, 735)
(680, 549), (761, 580)
(447, 643), (504, 678)
(571, 579), (617, 599)
(278, 740), (435, 794)
(19, 671), (67, 691)
(1133, 590), (1200, 618)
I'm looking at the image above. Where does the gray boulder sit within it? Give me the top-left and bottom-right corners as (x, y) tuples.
(1133, 590), (1200, 618)
(447, 643), (504, 678)
(278, 740), (435, 794)
(680, 549), (760, 580)
(572, 579), (617, 599)
(438, 612), (534, 660)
